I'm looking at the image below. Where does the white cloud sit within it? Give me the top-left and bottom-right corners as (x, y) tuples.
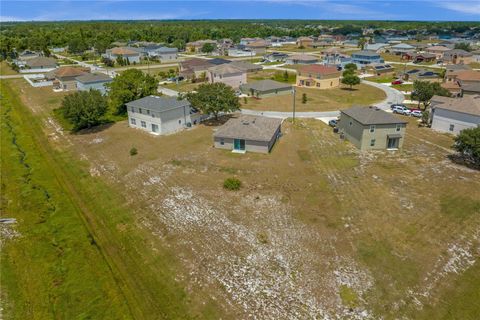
(436, 2), (480, 15)
(0, 16), (25, 22)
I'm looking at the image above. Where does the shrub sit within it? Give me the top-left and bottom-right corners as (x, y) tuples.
(223, 177), (241, 190)
(302, 93), (307, 104)
(129, 147), (138, 156)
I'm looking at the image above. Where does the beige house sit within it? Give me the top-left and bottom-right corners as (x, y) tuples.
(296, 37), (313, 48)
(47, 66), (89, 91)
(296, 65), (341, 89)
(186, 40), (217, 53)
(425, 45), (451, 59)
(443, 49), (474, 65)
(207, 64), (246, 89)
(213, 115), (282, 153)
(337, 106), (407, 150)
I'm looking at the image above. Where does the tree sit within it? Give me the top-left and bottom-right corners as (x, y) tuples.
(107, 69), (157, 115)
(101, 57), (114, 67)
(116, 55), (125, 66)
(454, 42), (471, 52)
(302, 93), (307, 104)
(343, 63), (357, 73)
(61, 90), (108, 131)
(358, 38), (367, 50)
(341, 72), (361, 90)
(411, 80), (451, 109)
(184, 82), (240, 120)
(201, 43), (215, 54)
(283, 70), (289, 82)
(453, 127), (480, 166)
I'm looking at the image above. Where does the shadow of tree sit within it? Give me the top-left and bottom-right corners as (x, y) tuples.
(447, 153), (480, 171)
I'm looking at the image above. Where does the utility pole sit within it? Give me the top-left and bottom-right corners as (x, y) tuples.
(292, 86), (296, 122)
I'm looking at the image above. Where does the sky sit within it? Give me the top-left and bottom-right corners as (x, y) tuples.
(1, 0), (480, 22)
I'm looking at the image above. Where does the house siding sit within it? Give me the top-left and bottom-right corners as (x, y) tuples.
(431, 108), (480, 135)
(207, 71), (246, 89)
(213, 124), (281, 153)
(127, 105), (194, 135)
(76, 81), (111, 94)
(338, 113), (406, 150)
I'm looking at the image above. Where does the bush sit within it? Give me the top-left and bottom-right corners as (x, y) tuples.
(223, 177), (241, 190)
(129, 147), (138, 156)
(302, 93), (307, 104)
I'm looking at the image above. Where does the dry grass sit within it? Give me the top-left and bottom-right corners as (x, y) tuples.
(8, 77), (480, 319)
(0, 61), (18, 75)
(241, 84), (386, 112)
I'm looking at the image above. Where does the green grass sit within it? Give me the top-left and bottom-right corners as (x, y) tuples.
(0, 61), (18, 75)
(440, 195), (480, 221)
(339, 285), (359, 308)
(1, 80), (221, 319)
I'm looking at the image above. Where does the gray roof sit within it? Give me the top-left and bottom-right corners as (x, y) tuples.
(352, 50), (380, 57)
(25, 56), (57, 68)
(214, 115), (282, 142)
(341, 106), (407, 125)
(431, 95), (480, 116)
(240, 80), (291, 92)
(76, 73), (112, 84)
(229, 60), (262, 72)
(126, 95), (190, 112)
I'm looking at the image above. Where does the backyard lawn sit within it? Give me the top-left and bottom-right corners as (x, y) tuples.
(0, 61), (18, 75)
(241, 84), (386, 112)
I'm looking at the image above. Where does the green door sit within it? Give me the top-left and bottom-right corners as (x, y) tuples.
(234, 139), (245, 151)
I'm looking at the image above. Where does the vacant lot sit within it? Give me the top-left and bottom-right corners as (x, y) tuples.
(4, 78), (480, 319)
(241, 84), (386, 112)
(0, 61), (17, 75)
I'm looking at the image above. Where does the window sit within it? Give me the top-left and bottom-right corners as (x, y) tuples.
(330, 81), (333, 86)
(449, 124), (455, 132)
(370, 125), (376, 133)
(139, 108), (142, 114)
(131, 107), (135, 113)
(130, 118), (136, 125)
(151, 113), (155, 118)
(141, 121), (146, 128)
(316, 83), (321, 87)
(370, 139), (376, 146)
(220, 139), (224, 145)
(178, 120), (182, 124)
(396, 124), (401, 132)
(146, 109), (150, 115)
(349, 121), (353, 126)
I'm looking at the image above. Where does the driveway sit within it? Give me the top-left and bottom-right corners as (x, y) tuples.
(157, 85), (180, 97)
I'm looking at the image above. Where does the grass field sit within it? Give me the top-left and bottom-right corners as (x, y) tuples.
(241, 84), (386, 112)
(0, 80), (227, 319)
(0, 61), (17, 75)
(2, 77), (480, 319)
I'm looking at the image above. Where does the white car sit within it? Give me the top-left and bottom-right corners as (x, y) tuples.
(410, 110), (422, 117)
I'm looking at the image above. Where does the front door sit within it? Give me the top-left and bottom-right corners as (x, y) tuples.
(387, 138), (399, 149)
(234, 139), (245, 151)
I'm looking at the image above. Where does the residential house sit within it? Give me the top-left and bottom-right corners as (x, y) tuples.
(126, 96), (201, 135)
(206, 64), (246, 89)
(142, 46), (178, 61)
(296, 36), (314, 48)
(389, 43), (416, 55)
(456, 71), (480, 96)
(365, 43), (389, 53)
(216, 38), (234, 56)
(245, 40), (268, 55)
(285, 54), (319, 65)
(430, 95), (480, 135)
(24, 57), (57, 72)
(401, 69), (440, 82)
(240, 37), (263, 45)
(343, 39), (359, 47)
(240, 80), (292, 98)
(367, 63), (395, 76)
(263, 52), (289, 62)
(105, 47), (141, 63)
(351, 50), (384, 67)
(179, 58), (214, 79)
(228, 45), (255, 57)
(472, 50), (480, 63)
(411, 53), (436, 63)
(230, 60), (263, 73)
(213, 115), (282, 153)
(443, 49), (474, 65)
(445, 64), (472, 82)
(75, 73), (113, 95)
(186, 40), (217, 53)
(47, 66), (89, 91)
(296, 65), (341, 89)
(337, 106), (407, 150)
(441, 82), (462, 97)
(425, 45), (451, 60)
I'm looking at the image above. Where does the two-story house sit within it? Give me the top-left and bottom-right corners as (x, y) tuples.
(351, 50), (384, 67)
(296, 65), (341, 89)
(126, 96), (202, 135)
(337, 106), (407, 150)
(206, 64), (246, 89)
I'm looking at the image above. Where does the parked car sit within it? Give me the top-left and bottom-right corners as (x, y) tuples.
(410, 110), (422, 117)
(328, 119), (338, 127)
(392, 105), (411, 115)
(390, 103), (407, 110)
(391, 79), (403, 85)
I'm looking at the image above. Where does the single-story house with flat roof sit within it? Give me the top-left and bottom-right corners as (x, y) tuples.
(126, 95), (202, 135)
(76, 73), (113, 94)
(337, 106), (407, 150)
(24, 57), (57, 71)
(213, 115), (282, 153)
(430, 95), (480, 135)
(240, 80), (292, 98)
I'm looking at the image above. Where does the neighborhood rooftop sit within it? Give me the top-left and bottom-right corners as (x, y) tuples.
(341, 106), (407, 125)
(126, 95), (190, 112)
(213, 115), (283, 142)
(240, 79), (291, 91)
(299, 64), (339, 74)
(76, 73), (112, 83)
(431, 95), (480, 116)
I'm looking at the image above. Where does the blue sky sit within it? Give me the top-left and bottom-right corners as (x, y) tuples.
(1, 1), (480, 22)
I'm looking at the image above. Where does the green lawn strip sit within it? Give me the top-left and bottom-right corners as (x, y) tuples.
(1, 81), (216, 319)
